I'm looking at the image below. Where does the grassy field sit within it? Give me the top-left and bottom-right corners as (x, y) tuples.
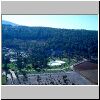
(25, 58), (77, 74)
(3, 57), (77, 75)
(2, 75), (6, 85)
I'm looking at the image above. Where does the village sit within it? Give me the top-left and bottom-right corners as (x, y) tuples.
(2, 47), (98, 85)
(2, 47), (28, 63)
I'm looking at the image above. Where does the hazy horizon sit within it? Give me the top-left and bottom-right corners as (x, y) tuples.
(2, 15), (98, 30)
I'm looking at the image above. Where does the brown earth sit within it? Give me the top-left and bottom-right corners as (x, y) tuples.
(74, 61), (98, 85)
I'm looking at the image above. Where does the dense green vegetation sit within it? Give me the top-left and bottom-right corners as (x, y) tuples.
(2, 75), (6, 85)
(2, 24), (98, 75)
(2, 25), (98, 58)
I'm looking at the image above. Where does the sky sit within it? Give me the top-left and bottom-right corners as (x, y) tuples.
(2, 15), (98, 30)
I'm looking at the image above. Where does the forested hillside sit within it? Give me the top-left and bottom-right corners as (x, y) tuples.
(2, 24), (98, 85)
(2, 24), (98, 59)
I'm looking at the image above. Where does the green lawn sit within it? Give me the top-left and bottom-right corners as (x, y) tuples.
(3, 57), (77, 75)
(46, 58), (77, 71)
(2, 75), (6, 85)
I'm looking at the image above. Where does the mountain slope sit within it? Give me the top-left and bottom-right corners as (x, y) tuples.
(2, 24), (98, 59)
(2, 20), (18, 26)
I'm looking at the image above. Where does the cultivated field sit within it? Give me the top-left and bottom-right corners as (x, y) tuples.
(6, 71), (92, 85)
(74, 61), (98, 70)
(73, 61), (98, 85)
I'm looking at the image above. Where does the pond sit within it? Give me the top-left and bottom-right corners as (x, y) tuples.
(48, 60), (65, 66)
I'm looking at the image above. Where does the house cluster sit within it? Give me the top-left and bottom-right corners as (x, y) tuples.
(2, 47), (28, 63)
